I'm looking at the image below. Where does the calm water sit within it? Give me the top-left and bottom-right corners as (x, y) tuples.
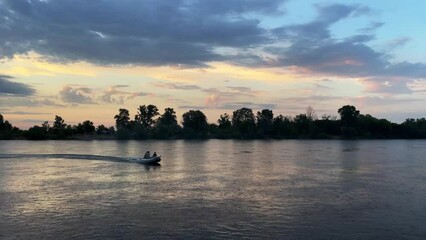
(0, 140), (425, 239)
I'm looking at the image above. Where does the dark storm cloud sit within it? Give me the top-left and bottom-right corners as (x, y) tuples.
(0, 0), (286, 67)
(0, 75), (35, 96)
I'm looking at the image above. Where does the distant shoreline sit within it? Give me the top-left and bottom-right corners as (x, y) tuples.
(2, 105), (426, 140)
(1, 136), (425, 141)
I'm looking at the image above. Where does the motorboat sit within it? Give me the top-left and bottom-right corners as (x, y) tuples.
(135, 156), (161, 164)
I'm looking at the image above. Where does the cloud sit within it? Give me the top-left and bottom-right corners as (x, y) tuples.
(100, 85), (150, 104)
(264, 3), (426, 94)
(359, 21), (384, 32)
(205, 94), (221, 107)
(179, 102), (276, 111)
(348, 96), (420, 106)
(56, 84), (152, 105)
(0, 97), (64, 107)
(0, 0), (287, 67)
(1, 111), (51, 115)
(220, 102), (276, 110)
(273, 4), (369, 41)
(0, 75), (35, 96)
(202, 86), (261, 97)
(153, 82), (202, 90)
(59, 85), (95, 104)
(361, 77), (413, 94)
(385, 37), (411, 50)
(178, 105), (207, 110)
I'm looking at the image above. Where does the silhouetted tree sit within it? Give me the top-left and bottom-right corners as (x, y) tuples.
(182, 110), (208, 138)
(218, 113), (232, 129)
(338, 105), (360, 138)
(0, 114), (17, 139)
(158, 108), (178, 127)
(42, 121), (50, 132)
(256, 109), (274, 137)
(49, 115), (68, 138)
(26, 125), (48, 140)
(293, 114), (310, 136)
(75, 120), (95, 135)
(400, 118), (426, 138)
(272, 115), (296, 138)
(232, 108), (255, 138)
(306, 106), (317, 121)
(213, 113), (232, 138)
(0, 114), (12, 131)
(316, 116), (341, 136)
(96, 124), (114, 135)
(135, 104), (159, 129)
(338, 105), (360, 126)
(114, 108), (130, 129)
(153, 108), (180, 139)
(53, 115), (66, 130)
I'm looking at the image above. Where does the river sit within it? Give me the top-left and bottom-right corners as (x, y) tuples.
(0, 140), (425, 239)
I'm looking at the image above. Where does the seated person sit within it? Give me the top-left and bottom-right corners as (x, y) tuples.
(144, 151), (150, 158)
(152, 152), (157, 157)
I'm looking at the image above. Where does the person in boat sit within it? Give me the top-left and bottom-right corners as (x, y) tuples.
(152, 152), (157, 157)
(144, 151), (150, 158)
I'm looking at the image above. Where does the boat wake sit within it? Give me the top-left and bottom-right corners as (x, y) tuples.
(0, 154), (145, 163)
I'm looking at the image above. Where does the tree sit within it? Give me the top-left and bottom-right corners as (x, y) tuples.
(26, 125), (48, 140)
(135, 104), (159, 129)
(232, 108), (256, 138)
(75, 120), (95, 134)
(108, 126), (116, 134)
(158, 108), (178, 127)
(82, 120), (95, 134)
(114, 108), (130, 129)
(293, 114), (310, 135)
(182, 110), (208, 137)
(96, 124), (110, 135)
(256, 109), (274, 137)
(0, 114), (12, 131)
(306, 106), (317, 121)
(153, 108), (180, 139)
(338, 105), (360, 126)
(338, 105), (360, 138)
(272, 115), (296, 138)
(217, 113), (232, 129)
(53, 115), (66, 130)
(50, 115), (72, 139)
(42, 121), (50, 132)
(316, 115), (340, 136)
(0, 114), (16, 139)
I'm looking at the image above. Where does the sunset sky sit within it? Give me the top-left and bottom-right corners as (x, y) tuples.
(1, 0), (425, 128)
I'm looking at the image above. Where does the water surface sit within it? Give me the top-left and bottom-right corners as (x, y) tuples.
(0, 140), (425, 239)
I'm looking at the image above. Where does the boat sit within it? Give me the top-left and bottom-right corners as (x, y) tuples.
(135, 156), (161, 164)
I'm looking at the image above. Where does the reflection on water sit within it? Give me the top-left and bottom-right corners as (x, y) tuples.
(0, 140), (426, 239)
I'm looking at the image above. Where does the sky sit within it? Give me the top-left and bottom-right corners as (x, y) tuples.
(0, 0), (425, 128)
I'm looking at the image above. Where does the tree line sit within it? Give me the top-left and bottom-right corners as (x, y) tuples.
(1, 104), (426, 140)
